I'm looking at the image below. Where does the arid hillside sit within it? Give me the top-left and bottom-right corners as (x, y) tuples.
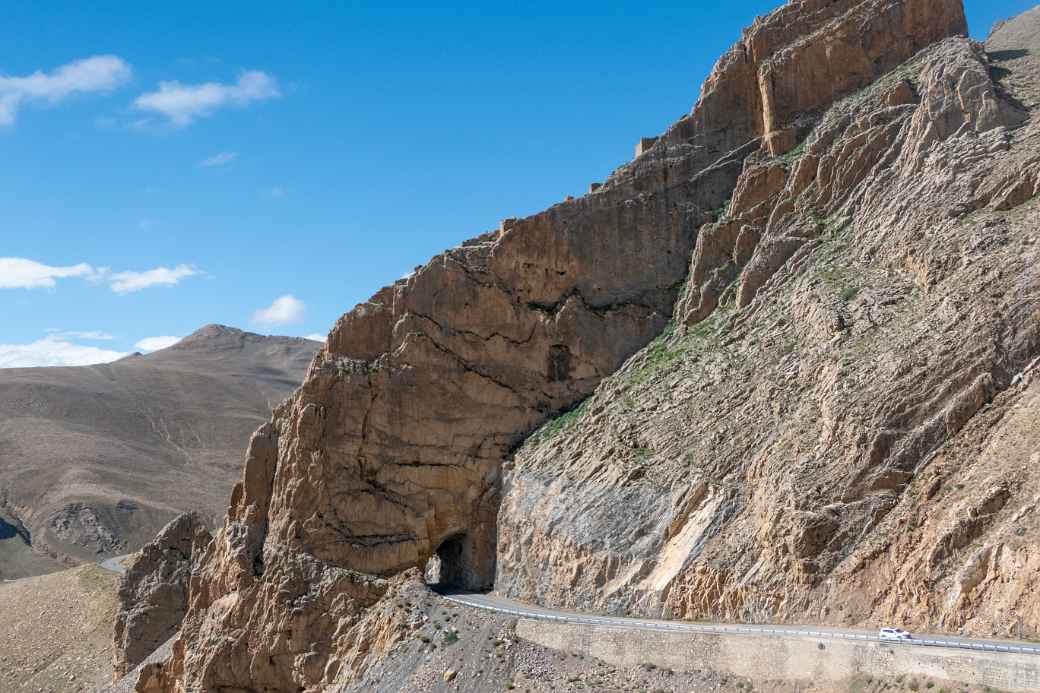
(0, 564), (119, 692)
(0, 325), (319, 576)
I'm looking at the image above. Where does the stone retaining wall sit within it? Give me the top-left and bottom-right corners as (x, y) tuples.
(517, 619), (1040, 691)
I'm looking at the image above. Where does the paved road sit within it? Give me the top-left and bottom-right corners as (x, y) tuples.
(438, 590), (1040, 657)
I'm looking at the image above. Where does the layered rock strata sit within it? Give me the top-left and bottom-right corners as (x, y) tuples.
(129, 1), (991, 690)
(498, 7), (1040, 642)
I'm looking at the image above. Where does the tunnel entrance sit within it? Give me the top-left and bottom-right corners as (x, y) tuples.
(424, 532), (494, 591)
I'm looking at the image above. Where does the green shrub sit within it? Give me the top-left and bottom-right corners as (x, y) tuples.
(840, 286), (860, 302)
(531, 399), (589, 444)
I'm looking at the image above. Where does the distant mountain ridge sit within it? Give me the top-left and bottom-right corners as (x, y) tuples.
(0, 324), (321, 578)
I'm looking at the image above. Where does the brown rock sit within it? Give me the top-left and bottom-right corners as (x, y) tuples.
(112, 513), (211, 679)
(496, 6), (1040, 645)
(139, 2), (992, 691)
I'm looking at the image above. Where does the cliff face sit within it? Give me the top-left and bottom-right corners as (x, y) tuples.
(113, 513), (212, 679)
(131, 1), (1036, 691)
(499, 7), (1040, 640)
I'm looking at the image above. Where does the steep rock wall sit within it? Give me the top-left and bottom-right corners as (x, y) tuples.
(140, 1), (974, 691)
(113, 513), (211, 679)
(497, 11), (1040, 642)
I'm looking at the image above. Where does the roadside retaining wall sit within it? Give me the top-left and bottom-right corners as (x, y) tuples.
(517, 620), (1040, 691)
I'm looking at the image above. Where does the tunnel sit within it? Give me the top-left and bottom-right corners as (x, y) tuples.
(424, 532), (494, 591)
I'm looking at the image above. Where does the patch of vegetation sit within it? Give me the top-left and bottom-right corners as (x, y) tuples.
(633, 447), (652, 463)
(767, 139), (808, 169)
(442, 630), (459, 646)
(840, 285), (860, 302)
(714, 198), (732, 220)
(825, 216), (851, 239)
(824, 60), (920, 125)
(627, 312), (727, 387)
(530, 399), (589, 445)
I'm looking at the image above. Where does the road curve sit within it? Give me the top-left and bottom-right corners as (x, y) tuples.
(438, 589), (1040, 657)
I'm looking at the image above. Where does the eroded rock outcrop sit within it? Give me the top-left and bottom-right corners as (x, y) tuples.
(112, 513), (211, 679)
(127, 1), (1006, 690)
(498, 6), (1040, 642)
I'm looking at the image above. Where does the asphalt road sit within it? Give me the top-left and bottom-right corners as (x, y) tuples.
(438, 589), (1040, 657)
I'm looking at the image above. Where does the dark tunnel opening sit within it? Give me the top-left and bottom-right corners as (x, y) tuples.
(424, 532), (493, 591)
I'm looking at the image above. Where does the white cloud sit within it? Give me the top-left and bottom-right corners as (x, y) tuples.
(0, 335), (128, 369)
(303, 333), (325, 342)
(0, 55), (132, 125)
(253, 295), (305, 325)
(134, 71), (279, 126)
(0, 257), (97, 289)
(134, 335), (181, 352)
(109, 264), (198, 294)
(200, 151), (237, 167)
(2, 257), (200, 294)
(50, 330), (115, 341)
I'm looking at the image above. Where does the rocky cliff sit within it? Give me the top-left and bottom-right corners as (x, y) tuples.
(124, 1), (1040, 691)
(113, 513), (212, 679)
(499, 4), (1040, 639)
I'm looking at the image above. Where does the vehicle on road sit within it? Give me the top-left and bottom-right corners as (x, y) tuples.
(879, 627), (912, 641)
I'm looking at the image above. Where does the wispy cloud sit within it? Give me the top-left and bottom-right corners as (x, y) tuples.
(0, 55), (132, 125)
(0, 335), (128, 369)
(253, 295), (305, 325)
(0, 257), (98, 289)
(2, 257), (200, 294)
(109, 264), (199, 294)
(46, 330), (115, 341)
(134, 71), (279, 126)
(200, 151), (238, 167)
(268, 186), (286, 199)
(303, 333), (325, 342)
(134, 335), (181, 352)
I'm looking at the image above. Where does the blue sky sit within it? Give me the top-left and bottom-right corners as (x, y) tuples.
(1, 0), (1033, 367)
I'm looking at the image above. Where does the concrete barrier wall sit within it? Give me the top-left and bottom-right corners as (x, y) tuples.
(516, 620), (1040, 692)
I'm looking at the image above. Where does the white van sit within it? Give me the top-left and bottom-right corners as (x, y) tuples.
(879, 627), (912, 641)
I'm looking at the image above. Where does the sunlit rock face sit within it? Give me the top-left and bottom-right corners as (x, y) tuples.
(500, 4), (1040, 645)
(118, 2), (1040, 691)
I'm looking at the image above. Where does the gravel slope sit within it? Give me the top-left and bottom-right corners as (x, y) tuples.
(0, 565), (119, 692)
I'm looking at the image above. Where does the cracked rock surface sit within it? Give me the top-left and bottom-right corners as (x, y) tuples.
(498, 5), (1040, 643)
(112, 513), (211, 680)
(111, 1), (1040, 691)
